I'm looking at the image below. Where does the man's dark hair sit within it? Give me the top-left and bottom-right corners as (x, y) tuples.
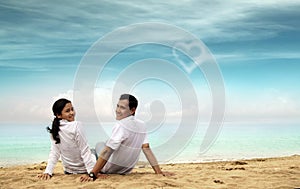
(119, 94), (138, 115)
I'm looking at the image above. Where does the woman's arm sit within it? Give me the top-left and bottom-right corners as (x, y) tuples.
(38, 140), (60, 179)
(75, 122), (96, 173)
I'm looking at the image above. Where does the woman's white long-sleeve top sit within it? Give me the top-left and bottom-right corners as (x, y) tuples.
(44, 120), (96, 175)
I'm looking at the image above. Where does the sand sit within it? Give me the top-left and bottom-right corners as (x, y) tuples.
(0, 155), (299, 189)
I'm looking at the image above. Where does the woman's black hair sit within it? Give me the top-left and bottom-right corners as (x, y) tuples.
(47, 98), (71, 144)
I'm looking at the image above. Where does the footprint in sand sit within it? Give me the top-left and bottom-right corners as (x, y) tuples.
(213, 179), (224, 184)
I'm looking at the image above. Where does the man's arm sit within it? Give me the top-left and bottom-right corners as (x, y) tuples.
(142, 143), (173, 176)
(80, 146), (114, 182)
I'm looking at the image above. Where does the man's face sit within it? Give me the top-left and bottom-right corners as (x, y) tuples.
(115, 99), (135, 120)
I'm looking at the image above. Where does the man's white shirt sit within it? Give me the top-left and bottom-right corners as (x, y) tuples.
(103, 116), (148, 174)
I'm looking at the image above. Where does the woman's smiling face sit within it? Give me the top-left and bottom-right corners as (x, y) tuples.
(57, 102), (75, 122)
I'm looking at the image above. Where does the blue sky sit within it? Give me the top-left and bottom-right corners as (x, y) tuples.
(1, 0), (300, 124)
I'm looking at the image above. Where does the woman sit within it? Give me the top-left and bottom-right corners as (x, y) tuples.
(38, 98), (96, 180)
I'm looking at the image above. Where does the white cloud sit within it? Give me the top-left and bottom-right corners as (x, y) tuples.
(1, 0), (299, 65)
(52, 90), (74, 102)
(214, 51), (300, 62)
(1, 0), (299, 124)
(0, 90), (73, 124)
(226, 88), (300, 122)
(0, 96), (53, 124)
(0, 86), (299, 124)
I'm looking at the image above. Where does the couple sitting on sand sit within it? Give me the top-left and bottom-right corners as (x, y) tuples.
(38, 94), (173, 182)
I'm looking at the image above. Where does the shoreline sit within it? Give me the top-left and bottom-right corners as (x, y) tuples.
(1, 153), (299, 168)
(1, 154), (299, 188)
(167, 153), (300, 164)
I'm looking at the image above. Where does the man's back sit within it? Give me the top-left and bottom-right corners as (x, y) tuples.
(102, 116), (147, 174)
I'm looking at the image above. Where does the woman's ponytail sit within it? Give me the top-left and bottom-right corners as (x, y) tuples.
(47, 117), (61, 144)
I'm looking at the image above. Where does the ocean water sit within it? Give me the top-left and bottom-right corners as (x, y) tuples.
(0, 122), (299, 167)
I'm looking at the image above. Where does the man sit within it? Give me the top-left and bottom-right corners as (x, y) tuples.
(80, 94), (171, 182)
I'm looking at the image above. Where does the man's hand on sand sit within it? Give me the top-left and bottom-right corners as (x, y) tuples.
(160, 171), (175, 176)
(80, 173), (108, 182)
(37, 173), (52, 180)
(80, 174), (93, 182)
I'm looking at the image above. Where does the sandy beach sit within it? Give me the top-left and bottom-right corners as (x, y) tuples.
(0, 155), (299, 189)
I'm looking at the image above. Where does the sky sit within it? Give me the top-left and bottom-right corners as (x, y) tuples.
(1, 0), (300, 125)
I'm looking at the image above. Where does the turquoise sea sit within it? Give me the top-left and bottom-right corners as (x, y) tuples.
(0, 122), (299, 167)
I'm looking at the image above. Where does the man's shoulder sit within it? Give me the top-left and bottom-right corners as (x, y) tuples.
(118, 116), (146, 132)
(120, 116), (145, 124)
(133, 118), (145, 125)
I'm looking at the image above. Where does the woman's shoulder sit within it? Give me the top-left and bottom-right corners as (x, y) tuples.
(73, 120), (82, 125)
(61, 120), (82, 126)
(60, 121), (84, 133)
(70, 121), (84, 130)
(73, 121), (87, 133)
